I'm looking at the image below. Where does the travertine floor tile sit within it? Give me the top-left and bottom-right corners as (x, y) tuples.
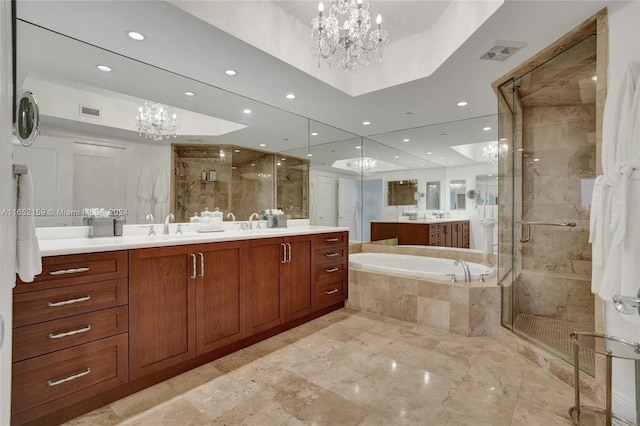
(63, 308), (582, 426)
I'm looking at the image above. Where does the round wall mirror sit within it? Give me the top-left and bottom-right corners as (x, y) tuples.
(14, 89), (39, 147)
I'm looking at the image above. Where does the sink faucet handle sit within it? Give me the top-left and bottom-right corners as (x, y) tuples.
(446, 273), (456, 282)
(479, 273), (489, 282)
(147, 224), (156, 236)
(176, 224), (183, 235)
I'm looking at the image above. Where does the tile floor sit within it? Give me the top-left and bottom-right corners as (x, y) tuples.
(63, 308), (584, 426)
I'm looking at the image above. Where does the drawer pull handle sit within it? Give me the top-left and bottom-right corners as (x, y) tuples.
(325, 289), (339, 295)
(47, 295), (91, 307)
(48, 267), (90, 276)
(48, 325), (91, 339)
(47, 368), (91, 387)
(325, 252), (340, 257)
(325, 267), (340, 273)
(325, 238), (340, 242)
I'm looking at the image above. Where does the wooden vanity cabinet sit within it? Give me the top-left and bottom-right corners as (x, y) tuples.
(372, 221), (469, 248)
(196, 241), (246, 354)
(12, 251), (129, 426)
(313, 232), (348, 310)
(128, 245), (196, 381)
(246, 235), (314, 336)
(129, 241), (247, 379)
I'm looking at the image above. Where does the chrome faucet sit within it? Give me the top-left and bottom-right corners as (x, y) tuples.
(226, 212), (236, 222)
(249, 212), (259, 229)
(454, 259), (471, 282)
(163, 213), (175, 235)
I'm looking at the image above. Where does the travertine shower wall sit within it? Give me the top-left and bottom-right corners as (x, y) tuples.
(517, 104), (596, 325)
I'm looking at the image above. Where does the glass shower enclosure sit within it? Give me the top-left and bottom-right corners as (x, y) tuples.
(498, 35), (597, 374)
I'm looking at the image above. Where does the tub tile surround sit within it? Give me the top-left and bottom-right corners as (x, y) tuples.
(63, 309), (587, 426)
(348, 243), (499, 336)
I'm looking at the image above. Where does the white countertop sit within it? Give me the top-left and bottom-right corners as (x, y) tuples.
(37, 225), (348, 257)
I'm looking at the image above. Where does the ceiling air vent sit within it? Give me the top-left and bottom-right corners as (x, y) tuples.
(480, 40), (527, 61)
(79, 105), (101, 119)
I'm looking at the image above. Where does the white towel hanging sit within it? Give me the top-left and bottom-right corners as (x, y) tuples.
(15, 167), (42, 283)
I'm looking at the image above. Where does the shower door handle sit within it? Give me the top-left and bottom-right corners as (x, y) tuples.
(519, 221), (576, 243)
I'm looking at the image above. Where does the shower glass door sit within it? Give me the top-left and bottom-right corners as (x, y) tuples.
(499, 35), (597, 374)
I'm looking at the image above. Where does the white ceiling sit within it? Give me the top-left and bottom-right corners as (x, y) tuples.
(15, 0), (619, 171)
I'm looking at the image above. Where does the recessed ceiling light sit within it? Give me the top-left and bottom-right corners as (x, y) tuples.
(285, 93), (296, 99)
(394, 155), (399, 159)
(126, 30), (146, 41)
(426, 152), (432, 155)
(355, 146), (362, 149)
(488, 174), (493, 177)
(281, 158), (286, 161)
(183, 91), (195, 97)
(440, 133), (447, 137)
(225, 69), (238, 76)
(96, 65), (112, 72)
(457, 101), (468, 107)
(311, 132), (318, 136)
(251, 163), (256, 166)
(408, 160), (413, 163)
(362, 121), (371, 126)
(402, 138), (410, 142)
(592, 75), (597, 81)
(448, 161), (453, 164)
(439, 157), (444, 160)
(533, 158), (540, 162)
(242, 108), (252, 114)
(232, 166), (236, 170)
(483, 127), (492, 131)
(234, 149), (240, 153)
(420, 164), (425, 166)
(259, 144), (266, 147)
(499, 138), (507, 141)
(277, 162), (281, 166)
(307, 153), (313, 157)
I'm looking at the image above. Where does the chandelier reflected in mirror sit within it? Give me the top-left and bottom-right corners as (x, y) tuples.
(311, 0), (389, 72)
(349, 157), (378, 175)
(135, 101), (177, 141)
(481, 141), (508, 164)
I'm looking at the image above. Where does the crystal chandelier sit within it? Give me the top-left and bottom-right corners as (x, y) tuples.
(350, 157), (377, 176)
(481, 141), (508, 164)
(135, 101), (177, 141)
(311, 0), (389, 72)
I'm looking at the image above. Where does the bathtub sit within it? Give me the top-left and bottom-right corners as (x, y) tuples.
(347, 251), (500, 336)
(349, 252), (494, 282)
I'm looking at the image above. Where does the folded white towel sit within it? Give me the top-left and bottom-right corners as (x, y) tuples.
(15, 169), (42, 282)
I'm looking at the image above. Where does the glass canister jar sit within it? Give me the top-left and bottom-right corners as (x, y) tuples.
(200, 207), (214, 231)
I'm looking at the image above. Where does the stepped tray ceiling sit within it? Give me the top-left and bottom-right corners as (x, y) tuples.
(170, 0), (504, 96)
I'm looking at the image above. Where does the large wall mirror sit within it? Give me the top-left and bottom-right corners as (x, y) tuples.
(15, 2), (499, 249)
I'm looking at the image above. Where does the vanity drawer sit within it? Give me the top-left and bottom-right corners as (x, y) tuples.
(15, 251), (128, 292)
(13, 306), (129, 362)
(11, 334), (128, 423)
(314, 246), (346, 263)
(314, 232), (347, 248)
(315, 277), (347, 310)
(13, 279), (128, 328)
(315, 259), (347, 282)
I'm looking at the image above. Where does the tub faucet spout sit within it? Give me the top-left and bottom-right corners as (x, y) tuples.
(454, 259), (471, 282)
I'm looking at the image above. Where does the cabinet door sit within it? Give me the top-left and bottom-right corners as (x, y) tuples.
(450, 222), (460, 248)
(196, 241), (246, 355)
(246, 238), (284, 336)
(398, 223), (429, 245)
(439, 223), (453, 247)
(129, 246), (196, 380)
(283, 236), (313, 321)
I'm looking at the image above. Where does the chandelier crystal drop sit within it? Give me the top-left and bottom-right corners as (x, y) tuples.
(135, 101), (177, 141)
(481, 141), (508, 165)
(350, 157), (378, 176)
(311, 0), (389, 72)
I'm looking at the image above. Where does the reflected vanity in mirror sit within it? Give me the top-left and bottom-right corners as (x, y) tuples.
(449, 179), (466, 210)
